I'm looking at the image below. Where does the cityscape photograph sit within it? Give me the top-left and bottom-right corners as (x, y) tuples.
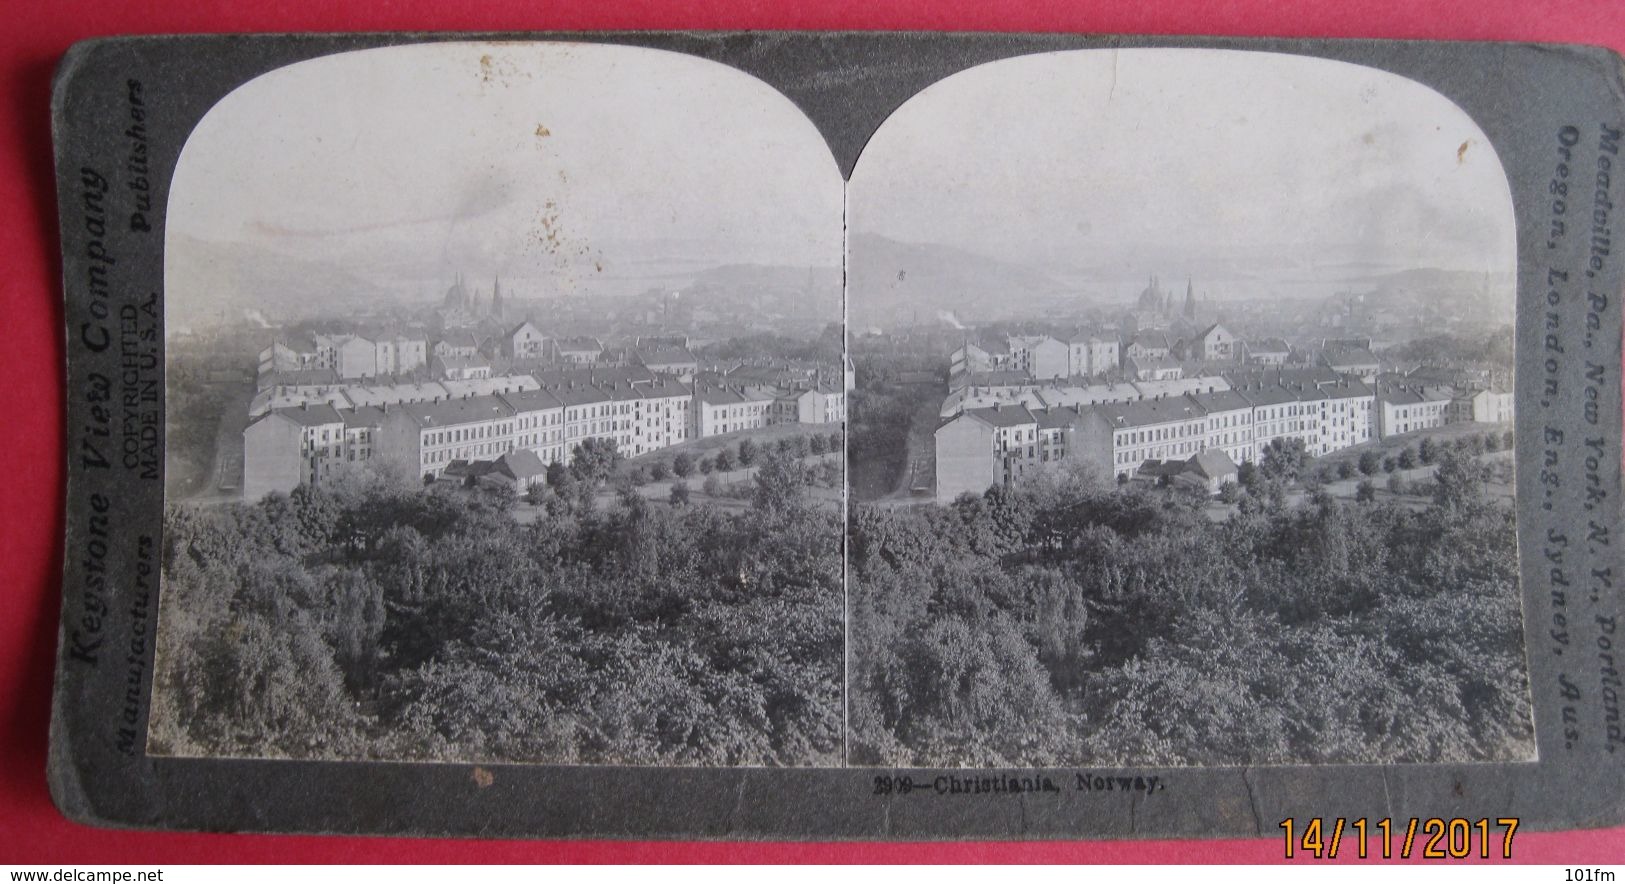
(153, 42), (849, 766)
(844, 49), (1534, 767)
(151, 42), (1540, 773)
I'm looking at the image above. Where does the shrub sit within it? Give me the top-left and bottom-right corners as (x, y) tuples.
(1336, 461), (1356, 480)
(672, 453), (694, 478)
(1358, 451), (1382, 476)
(703, 474), (723, 497)
(1387, 472), (1406, 495)
(699, 458), (715, 475)
(668, 480), (690, 506)
(714, 449), (737, 472)
(546, 461), (570, 488)
(1355, 480), (1377, 503)
(650, 461), (670, 481)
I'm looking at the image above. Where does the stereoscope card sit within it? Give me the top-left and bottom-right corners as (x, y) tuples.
(46, 32), (1624, 840)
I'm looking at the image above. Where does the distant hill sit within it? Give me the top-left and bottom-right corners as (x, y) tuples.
(847, 233), (1070, 329)
(1355, 267), (1516, 317)
(691, 263), (841, 292)
(166, 235), (406, 328)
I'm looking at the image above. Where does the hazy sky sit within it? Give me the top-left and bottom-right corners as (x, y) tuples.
(170, 41), (844, 300)
(848, 49), (1517, 276)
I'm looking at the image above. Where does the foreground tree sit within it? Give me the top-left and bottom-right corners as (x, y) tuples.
(570, 438), (622, 485)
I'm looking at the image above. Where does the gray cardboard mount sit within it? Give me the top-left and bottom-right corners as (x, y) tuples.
(48, 31), (1625, 839)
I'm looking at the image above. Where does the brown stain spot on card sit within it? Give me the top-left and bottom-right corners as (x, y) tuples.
(1452, 778), (1464, 797)
(471, 766), (495, 789)
(477, 51), (527, 87)
(533, 199), (564, 254)
(1457, 140), (1471, 164)
(1363, 132), (1376, 146)
(535, 124), (551, 138)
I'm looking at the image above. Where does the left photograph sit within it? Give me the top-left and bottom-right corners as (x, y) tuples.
(154, 42), (848, 765)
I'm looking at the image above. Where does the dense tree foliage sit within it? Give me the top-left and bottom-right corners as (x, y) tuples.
(151, 468), (843, 766)
(848, 350), (943, 498)
(849, 459), (1534, 767)
(1382, 328), (1515, 369)
(695, 333), (840, 364)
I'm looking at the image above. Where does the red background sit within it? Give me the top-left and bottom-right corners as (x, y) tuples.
(3, 0), (1623, 865)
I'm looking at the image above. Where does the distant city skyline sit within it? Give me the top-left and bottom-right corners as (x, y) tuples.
(168, 42), (845, 329)
(847, 49), (1517, 324)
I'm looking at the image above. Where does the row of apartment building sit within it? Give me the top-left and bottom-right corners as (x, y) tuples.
(256, 322), (704, 382)
(950, 327), (1382, 384)
(933, 366), (1512, 502)
(243, 368), (846, 500)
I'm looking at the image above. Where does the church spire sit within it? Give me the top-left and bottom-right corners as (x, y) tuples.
(1184, 277), (1197, 320)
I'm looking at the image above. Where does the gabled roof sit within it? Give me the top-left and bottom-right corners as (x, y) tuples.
(554, 336), (604, 352)
(1189, 389), (1254, 414)
(534, 365), (660, 388)
(1187, 448), (1238, 479)
(495, 448), (548, 480)
(1376, 381), (1455, 405)
(1224, 381), (1294, 407)
(1086, 396), (1205, 429)
(498, 387), (566, 414)
(441, 459), (496, 479)
(1033, 406), (1083, 430)
(263, 403), (345, 427)
(550, 384), (613, 407)
(396, 394), (516, 428)
(341, 406), (387, 430)
(958, 404), (1038, 429)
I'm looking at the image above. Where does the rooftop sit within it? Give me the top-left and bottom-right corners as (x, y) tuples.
(397, 394), (517, 429)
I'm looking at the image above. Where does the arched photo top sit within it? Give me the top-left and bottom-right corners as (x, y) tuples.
(165, 41), (844, 332)
(846, 48), (1517, 329)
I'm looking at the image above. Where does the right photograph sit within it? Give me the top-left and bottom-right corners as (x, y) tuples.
(844, 49), (1535, 767)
